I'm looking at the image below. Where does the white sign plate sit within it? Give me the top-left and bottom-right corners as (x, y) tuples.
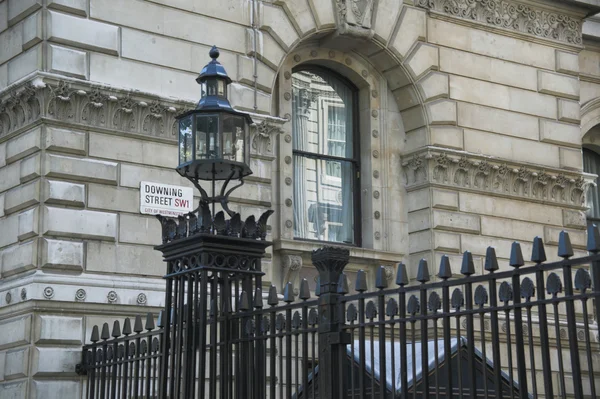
(140, 181), (194, 217)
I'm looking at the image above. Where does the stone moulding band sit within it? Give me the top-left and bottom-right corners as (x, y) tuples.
(402, 149), (596, 209)
(416, 0), (583, 46)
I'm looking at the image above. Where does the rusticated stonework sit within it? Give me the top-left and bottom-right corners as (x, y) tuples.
(403, 149), (595, 208)
(416, 0), (583, 45)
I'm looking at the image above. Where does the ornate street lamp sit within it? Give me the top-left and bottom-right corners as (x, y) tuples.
(176, 46), (252, 216)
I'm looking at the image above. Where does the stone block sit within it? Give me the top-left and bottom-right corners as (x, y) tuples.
(18, 207), (38, 240)
(44, 126), (86, 155)
(556, 50), (579, 75)
(119, 214), (161, 246)
(460, 234), (532, 260)
(439, 47), (537, 91)
(87, 184), (138, 213)
(42, 207), (117, 241)
(120, 163), (193, 189)
(246, 29), (285, 70)
(48, 44), (87, 79)
(409, 230), (432, 254)
(4, 348), (28, 379)
(416, 72), (449, 102)
(89, 52), (198, 102)
(563, 209), (587, 229)
(464, 129), (560, 168)
(0, 195), (4, 218)
(407, 188), (429, 212)
(8, 0), (41, 25)
(457, 102), (538, 140)
(20, 153), (41, 182)
(558, 99), (580, 123)
(21, 10), (42, 49)
(404, 125), (427, 149)
(432, 210), (480, 233)
(258, 3), (298, 50)
(430, 126), (463, 149)
(426, 99), (456, 125)
(0, 64), (6, 89)
(431, 189), (458, 210)
(47, 0), (87, 16)
(46, 10), (119, 55)
(7, 43), (42, 84)
(271, 0), (316, 37)
(392, 85), (421, 112)
(0, 351), (5, 381)
(0, 316), (31, 350)
(389, 6), (426, 60)
(86, 241), (164, 276)
(30, 380), (79, 399)
(6, 127), (41, 163)
(0, 1), (7, 33)
(539, 119), (580, 147)
(43, 180), (85, 207)
(35, 315), (82, 345)
(459, 192), (562, 225)
(404, 42), (439, 80)
(306, 0), (334, 28)
(0, 380), (27, 398)
(0, 142), (5, 168)
(229, 82), (271, 113)
(408, 208), (430, 233)
(0, 163), (20, 193)
(434, 231), (461, 252)
(580, 49), (600, 77)
(237, 55), (275, 93)
(45, 153), (117, 185)
(31, 348), (80, 376)
(40, 239), (84, 271)
(1, 239), (38, 276)
(428, 18), (554, 70)
(480, 216), (544, 242)
(4, 180), (39, 214)
(544, 226), (586, 249)
(0, 214), (19, 249)
(538, 70), (579, 99)
(0, 24), (22, 65)
(559, 147), (583, 171)
(89, 132), (177, 168)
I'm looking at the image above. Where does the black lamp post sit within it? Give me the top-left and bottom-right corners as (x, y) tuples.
(176, 46), (253, 216)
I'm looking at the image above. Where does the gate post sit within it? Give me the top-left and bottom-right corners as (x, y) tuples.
(312, 247), (351, 399)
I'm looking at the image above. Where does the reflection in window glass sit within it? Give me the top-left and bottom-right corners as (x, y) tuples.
(292, 69), (357, 244)
(179, 116), (193, 164)
(584, 148), (600, 221)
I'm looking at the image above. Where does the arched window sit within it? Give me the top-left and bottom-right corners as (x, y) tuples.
(584, 148), (600, 222)
(291, 68), (360, 245)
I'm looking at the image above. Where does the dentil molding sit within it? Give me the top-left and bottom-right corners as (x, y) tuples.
(403, 149), (595, 209)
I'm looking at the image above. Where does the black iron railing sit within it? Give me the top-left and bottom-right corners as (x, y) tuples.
(78, 226), (600, 398)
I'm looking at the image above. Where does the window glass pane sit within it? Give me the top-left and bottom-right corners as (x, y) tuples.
(292, 70), (353, 158)
(293, 155), (355, 244)
(584, 148), (600, 220)
(196, 115), (219, 159)
(179, 116), (193, 164)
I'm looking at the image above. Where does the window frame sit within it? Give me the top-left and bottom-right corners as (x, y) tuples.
(291, 65), (362, 247)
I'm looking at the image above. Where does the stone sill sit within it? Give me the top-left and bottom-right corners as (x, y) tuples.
(273, 239), (404, 266)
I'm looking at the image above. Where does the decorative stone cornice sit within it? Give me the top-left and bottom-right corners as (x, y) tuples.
(416, 0), (583, 45)
(402, 148), (596, 209)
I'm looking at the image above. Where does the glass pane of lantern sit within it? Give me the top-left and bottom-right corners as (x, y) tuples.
(200, 82), (207, 98)
(222, 115), (245, 162)
(196, 114), (219, 159)
(179, 116), (193, 164)
(207, 79), (218, 96)
(217, 80), (225, 97)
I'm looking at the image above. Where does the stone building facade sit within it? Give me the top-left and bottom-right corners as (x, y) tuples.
(1, 0), (600, 397)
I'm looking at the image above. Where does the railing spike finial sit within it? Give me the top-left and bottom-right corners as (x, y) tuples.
(337, 273), (349, 294)
(283, 282), (294, 303)
(111, 320), (121, 338)
(90, 325), (100, 342)
(122, 318), (132, 335)
(509, 242), (524, 267)
(531, 236), (547, 263)
(416, 259), (430, 283)
(587, 224), (600, 253)
(484, 246), (499, 271)
(355, 269), (368, 292)
(375, 265), (388, 289)
(254, 287), (263, 308)
(267, 285), (279, 306)
(461, 251), (475, 276)
(133, 315), (144, 333)
(558, 230), (574, 258)
(396, 262), (409, 286)
(101, 323), (110, 340)
(315, 277), (321, 296)
(438, 255), (452, 280)
(239, 291), (250, 311)
(157, 311), (165, 328)
(145, 313), (155, 330)
(300, 278), (312, 299)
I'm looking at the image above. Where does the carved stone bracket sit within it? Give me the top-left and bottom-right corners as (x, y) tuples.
(416, 0), (583, 45)
(402, 149), (596, 208)
(335, 0), (377, 39)
(282, 254), (303, 294)
(251, 119), (284, 156)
